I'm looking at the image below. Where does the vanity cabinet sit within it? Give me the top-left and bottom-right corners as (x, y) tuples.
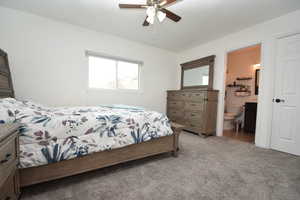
(167, 89), (218, 136)
(244, 102), (257, 133)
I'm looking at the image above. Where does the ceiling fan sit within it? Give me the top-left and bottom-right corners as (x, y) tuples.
(119, 0), (182, 26)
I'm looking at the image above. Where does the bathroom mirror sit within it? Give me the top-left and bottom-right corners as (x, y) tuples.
(181, 55), (215, 89)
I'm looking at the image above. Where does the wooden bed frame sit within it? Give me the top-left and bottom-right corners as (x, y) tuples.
(0, 48), (183, 187)
(20, 126), (181, 187)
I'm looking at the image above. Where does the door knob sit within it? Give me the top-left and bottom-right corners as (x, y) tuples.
(273, 98), (285, 103)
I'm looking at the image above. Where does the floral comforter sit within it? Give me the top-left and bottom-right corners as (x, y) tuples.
(0, 98), (173, 168)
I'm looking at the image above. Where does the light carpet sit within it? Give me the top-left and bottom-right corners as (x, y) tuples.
(21, 132), (300, 200)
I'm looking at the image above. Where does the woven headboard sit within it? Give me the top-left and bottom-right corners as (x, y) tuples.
(0, 48), (15, 98)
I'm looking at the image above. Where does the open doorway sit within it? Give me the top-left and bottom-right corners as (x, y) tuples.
(223, 44), (261, 143)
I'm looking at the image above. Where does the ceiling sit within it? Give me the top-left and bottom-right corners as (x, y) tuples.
(1, 0), (300, 52)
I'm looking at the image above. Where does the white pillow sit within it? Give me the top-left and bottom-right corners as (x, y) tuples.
(0, 98), (17, 124)
(18, 98), (49, 110)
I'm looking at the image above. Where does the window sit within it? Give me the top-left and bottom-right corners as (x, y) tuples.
(88, 54), (140, 90)
(202, 75), (209, 85)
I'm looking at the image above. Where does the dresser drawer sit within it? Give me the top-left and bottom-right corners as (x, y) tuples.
(178, 92), (190, 101)
(178, 91), (206, 102)
(167, 109), (185, 125)
(184, 121), (203, 134)
(167, 101), (184, 108)
(170, 117), (185, 125)
(0, 171), (18, 200)
(188, 92), (207, 102)
(184, 111), (203, 121)
(185, 102), (204, 111)
(185, 120), (203, 129)
(167, 109), (183, 119)
(207, 92), (218, 101)
(167, 92), (183, 100)
(0, 135), (18, 186)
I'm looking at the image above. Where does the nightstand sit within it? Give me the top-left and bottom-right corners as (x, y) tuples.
(0, 123), (20, 200)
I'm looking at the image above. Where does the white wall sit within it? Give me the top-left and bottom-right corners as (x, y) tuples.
(0, 6), (179, 113)
(177, 9), (300, 148)
(2, 5), (300, 148)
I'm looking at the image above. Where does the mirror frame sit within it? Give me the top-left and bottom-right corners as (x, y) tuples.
(180, 55), (215, 90)
(255, 69), (260, 95)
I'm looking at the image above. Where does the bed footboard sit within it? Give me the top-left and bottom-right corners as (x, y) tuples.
(20, 123), (183, 187)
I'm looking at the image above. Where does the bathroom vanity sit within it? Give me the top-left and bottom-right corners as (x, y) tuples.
(244, 102), (257, 133)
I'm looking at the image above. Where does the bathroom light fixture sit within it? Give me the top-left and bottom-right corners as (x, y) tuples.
(253, 64), (261, 69)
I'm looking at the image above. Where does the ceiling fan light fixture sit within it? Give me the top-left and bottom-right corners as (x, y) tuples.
(119, 0), (182, 26)
(146, 16), (155, 24)
(157, 10), (166, 22)
(146, 6), (156, 18)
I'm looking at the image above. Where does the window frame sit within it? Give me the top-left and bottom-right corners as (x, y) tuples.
(86, 51), (142, 92)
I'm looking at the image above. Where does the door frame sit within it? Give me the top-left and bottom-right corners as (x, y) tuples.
(219, 41), (264, 145)
(270, 30), (300, 151)
(219, 29), (300, 148)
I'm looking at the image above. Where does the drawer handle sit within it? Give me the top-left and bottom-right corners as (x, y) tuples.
(0, 153), (12, 164)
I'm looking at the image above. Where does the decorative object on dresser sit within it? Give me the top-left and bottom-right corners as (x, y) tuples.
(167, 55), (218, 137)
(0, 123), (20, 200)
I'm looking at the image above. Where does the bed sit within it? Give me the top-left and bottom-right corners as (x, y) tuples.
(0, 48), (183, 187)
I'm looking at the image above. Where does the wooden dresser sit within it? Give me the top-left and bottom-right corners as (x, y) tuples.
(167, 89), (218, 136)
(0, 124), (20, 200)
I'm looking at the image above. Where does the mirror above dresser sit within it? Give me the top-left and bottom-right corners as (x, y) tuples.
(167, 55), (218, 136)
(181, 55), (215, 90)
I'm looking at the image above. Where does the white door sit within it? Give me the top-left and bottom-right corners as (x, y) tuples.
(271, 33), (300, 156)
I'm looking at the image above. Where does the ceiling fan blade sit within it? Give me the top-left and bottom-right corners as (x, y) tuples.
(143, 18), (150, 26)
(119, 4), (147, 9)
(161, 8), (181, 22)
(159, 0), (177, 7)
